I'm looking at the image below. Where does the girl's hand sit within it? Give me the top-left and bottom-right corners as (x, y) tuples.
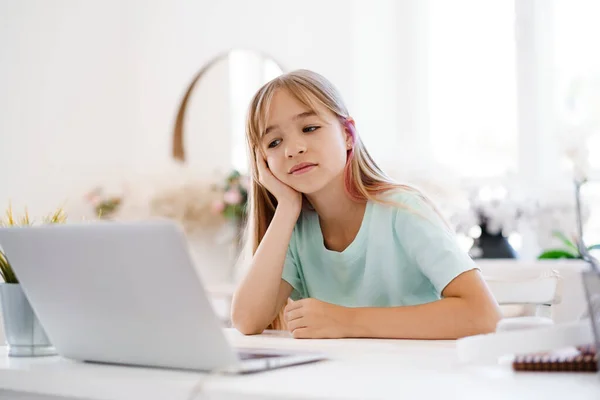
(255, 149), (302, 213)
(284, 298), (353, 339)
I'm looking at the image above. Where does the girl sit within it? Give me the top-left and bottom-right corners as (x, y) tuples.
(231, 69), (501, 339)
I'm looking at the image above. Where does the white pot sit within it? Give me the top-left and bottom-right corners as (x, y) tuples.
(0, 283), (57, 357)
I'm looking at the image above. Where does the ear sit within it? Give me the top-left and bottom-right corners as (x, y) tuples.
(344, 117), (356, 150)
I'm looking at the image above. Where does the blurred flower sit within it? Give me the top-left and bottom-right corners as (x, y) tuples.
(85, 188), (102, 206)
(451, 182), (536, 238)
(213, 170), (249, 222)
(559, 121), (592, 185)
(240, 175), (250, 191)
(84, 187), (123, 219)
(213, 170), (249, 225)
(210, 170), (250, 260)
(149, 183), (223, 233)
(224, 189), (243, 205)
(212, 200), (225, 214)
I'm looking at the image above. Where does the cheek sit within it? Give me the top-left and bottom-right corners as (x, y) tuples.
(265, 155), (286, 178)
(323, 136), (349, 167)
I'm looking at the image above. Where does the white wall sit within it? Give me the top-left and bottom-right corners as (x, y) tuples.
(0, 0), (136, 217)
(1, 1), (597, 227)
(115, 0), (356, 177)
(0, 0), (360, 218)
(352, 0), (431, 173)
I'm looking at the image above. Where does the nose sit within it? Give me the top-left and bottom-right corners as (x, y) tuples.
(284, 138), (307, 158)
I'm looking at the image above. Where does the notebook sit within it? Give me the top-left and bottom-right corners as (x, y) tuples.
(513, 345), (598, 372)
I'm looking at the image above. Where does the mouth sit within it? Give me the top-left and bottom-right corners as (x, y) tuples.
(288, 162), (318, 175)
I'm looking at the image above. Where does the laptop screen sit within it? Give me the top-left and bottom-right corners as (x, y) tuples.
(582, 269), (600, 372)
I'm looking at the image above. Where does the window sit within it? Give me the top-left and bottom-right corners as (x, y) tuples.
(554, 0), (600, 245)
(428, 0), (518, 178)
(554, 0), (600, 174)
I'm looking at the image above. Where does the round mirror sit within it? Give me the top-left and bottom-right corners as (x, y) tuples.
(173, 49), (284, 176)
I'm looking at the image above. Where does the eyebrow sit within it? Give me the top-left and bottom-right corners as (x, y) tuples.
(264, 111), (317, 135)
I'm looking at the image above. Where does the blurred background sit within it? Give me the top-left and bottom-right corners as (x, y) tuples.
(1, 0), (599, 287)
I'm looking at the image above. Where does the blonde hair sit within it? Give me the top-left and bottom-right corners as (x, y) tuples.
(242, 69), (443, 330)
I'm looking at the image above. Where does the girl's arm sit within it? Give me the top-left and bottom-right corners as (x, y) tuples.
(284, 269), (501, 339)
(347, 269), (501, 339)
(230, 204), (297, 335)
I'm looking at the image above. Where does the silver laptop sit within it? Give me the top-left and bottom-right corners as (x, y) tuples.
(0, 220), (325, 374)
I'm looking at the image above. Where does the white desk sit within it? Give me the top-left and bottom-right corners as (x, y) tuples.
(0, 329), (598, 400)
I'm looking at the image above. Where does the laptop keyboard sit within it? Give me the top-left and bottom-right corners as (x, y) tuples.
(237, 352), (283, 360)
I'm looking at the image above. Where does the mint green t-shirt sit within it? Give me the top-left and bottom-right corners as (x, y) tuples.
(281, 190), (477, 306)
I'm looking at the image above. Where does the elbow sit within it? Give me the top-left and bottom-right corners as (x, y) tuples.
(472, 303), (502, 336)
(230, 299), (266, 336)
(478, 313), (500, 335)
(455, 299), (502, 338)
(232, 318), (265, 336)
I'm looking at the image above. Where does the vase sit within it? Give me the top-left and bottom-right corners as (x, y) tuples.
(471, 222), (518, 259)
(0, 283), (57, 357)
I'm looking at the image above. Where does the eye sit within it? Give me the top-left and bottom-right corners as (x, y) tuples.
(303, 126), (319, 133)
(268, 139), (281, 149)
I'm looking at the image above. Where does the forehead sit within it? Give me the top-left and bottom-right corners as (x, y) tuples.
(265, 88), (329, 125)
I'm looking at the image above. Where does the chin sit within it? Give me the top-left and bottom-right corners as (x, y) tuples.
(287, 178), (331, 195)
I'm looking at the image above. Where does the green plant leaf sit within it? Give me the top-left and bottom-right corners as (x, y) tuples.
(552, 231), (578, 252)
(0, 250), (18, 283)
(538, 249), (578, 260)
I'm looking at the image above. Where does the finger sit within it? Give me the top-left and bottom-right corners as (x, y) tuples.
(255, 148), (267, 167)
(284, 299), (304, 313)
(291, 327), (311, 339)
(287, 316), (307, 332)
(255, 150), (272, 185)
(284, 308), (303, 322)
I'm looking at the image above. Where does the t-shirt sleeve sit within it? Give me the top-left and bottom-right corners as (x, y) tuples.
(281, 229), (304, 301)
(394, 192), (478, 295)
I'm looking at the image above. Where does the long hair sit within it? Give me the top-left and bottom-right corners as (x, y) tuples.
(242, 69), (444, 330)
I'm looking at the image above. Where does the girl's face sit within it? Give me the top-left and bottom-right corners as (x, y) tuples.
(259, 89), (352, 194)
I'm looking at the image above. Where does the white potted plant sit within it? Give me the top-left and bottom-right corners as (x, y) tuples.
(0, 205), (66, 357)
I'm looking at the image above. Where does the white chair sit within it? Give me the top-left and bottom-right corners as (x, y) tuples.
(484, 269), (561, 320)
